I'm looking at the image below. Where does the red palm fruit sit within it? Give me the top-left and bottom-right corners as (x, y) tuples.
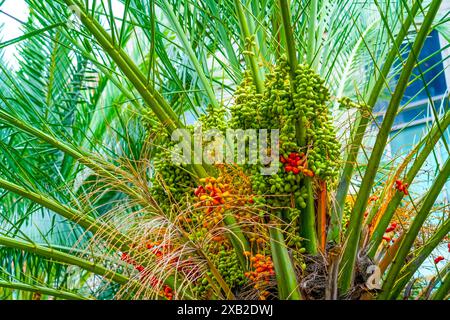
(385, 226), (396, 233)
(280, 156), (286, 163)
(289, 152), (297, 159)
(136, 265), (145, 272)
(434, 256), (444, 264)
(148, 276), (159, 287)
(403, 185), (409, 195)
(382, 236), (391, 242)
(285, 166), (293, 172)
(121, 252), (133, 264)
(292, 167), (300, 175)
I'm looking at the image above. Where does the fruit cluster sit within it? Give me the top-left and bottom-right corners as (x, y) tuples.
(194, 176), (254, 214)
(151, 133), (197, 213)
(338, 96), (370, 117)
(144, 58), (344, 299)
(293, 64), (340, 181)
(188, 174), (252, 297)
(395, 180), (409, 195)
(194, 177), (230, 208)
(230, 71), (262, 130)
(192, 177), (229, 233)
(250, 172), (308, 209)
(243, 251), (275, 300)
(214, 248), (246, 288)
(191, 244), (246, 298)
(199, 104), (228, 133)
(286, 208), (304, 247)
(280, 152), (314, 177)
(337, 96), (359, 110)
(162, 285), (174, 300)
(145, 240), (167, 258)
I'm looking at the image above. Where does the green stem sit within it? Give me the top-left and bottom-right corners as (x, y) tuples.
(306, 0), (317, 64)
(0, 281), (90, 300)
(278, 0), (298, 71)
(378, 155), (450, 299)
(223, 213), (251, 269)
(368, 108), (450, 258)
(269, 217), (302, 300)
(233, 0), (264, 93)
(338, 0), (442, 294)
(301, 179), (318, 254)
(329, 0), (422, 243)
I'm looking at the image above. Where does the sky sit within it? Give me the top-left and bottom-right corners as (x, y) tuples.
(0, 0), (124, 66)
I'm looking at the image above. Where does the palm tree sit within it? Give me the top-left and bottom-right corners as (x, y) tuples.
(0, 0), (448, 300)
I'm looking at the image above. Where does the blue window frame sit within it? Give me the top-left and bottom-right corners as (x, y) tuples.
(373, 29), (448, 131)
(400, 29), (447, 103)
